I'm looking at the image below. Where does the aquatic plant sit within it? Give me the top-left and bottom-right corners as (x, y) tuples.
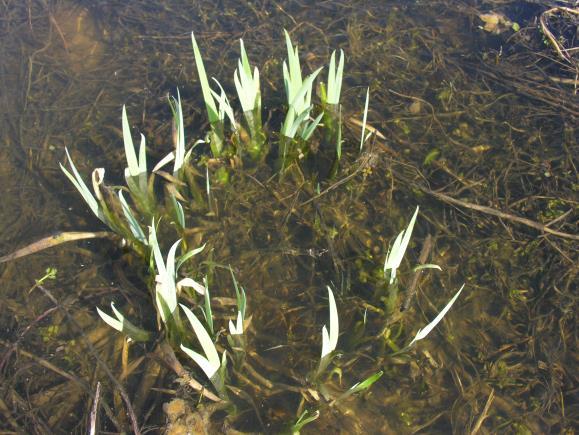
(60, 148), (103, 223)
(53, 31), (467, 431)
(406, 284), (465, 349)
(320, 49), (345, 176)
(227, 267), (247, 366)
(58, 31), (356, 378)
(234, 39), (265, 160)
(190, 30), (348, 175)
(191, 33), (225, 157)
(384, 206), (420, 284)
(320, 286), (339, 359)
(121, 105), (154, 215)
(96, 302), (151, 343)
(180, 303), (228, 397)
(290, 409), (320, 434)
(359, 87), (371, 152)
(316, 286), (339, 378)
(325, 49), (344, 107)
(60, 29), (353, 265)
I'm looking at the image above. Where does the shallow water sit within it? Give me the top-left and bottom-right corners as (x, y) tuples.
(0, 0), (577, 433)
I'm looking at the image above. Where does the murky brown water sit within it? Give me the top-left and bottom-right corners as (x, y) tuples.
(1, 1), (577, 433)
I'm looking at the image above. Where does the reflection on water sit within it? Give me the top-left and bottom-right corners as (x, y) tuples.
(0, 0), (576, 433)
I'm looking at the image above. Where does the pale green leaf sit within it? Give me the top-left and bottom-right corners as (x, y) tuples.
(384, 206), (419, 283)
(191, 32), (219, 124)
(327, 49), (344, 105)
(118, 190), (146, 243)
(122, 105), (140, 177)
(175, 243), (206, 272)
(321, 286), (339, 358)
(359, 88), (370, 152)
(408, 284), (465, 347)
(180, 303), (220, 377)
(60, 148), (102, 221)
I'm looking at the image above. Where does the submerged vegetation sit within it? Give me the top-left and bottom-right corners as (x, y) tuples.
(0, 0), (576, 433)
(58, 31), (464, 430)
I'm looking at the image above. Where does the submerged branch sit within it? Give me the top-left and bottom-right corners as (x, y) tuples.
(425, 189), (579, 241)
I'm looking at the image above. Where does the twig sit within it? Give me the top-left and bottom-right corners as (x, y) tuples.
(402, 234), (433, 312)
(0, 338), (85, 385)
(0, 338), (122, 432)
(0, 306), (58, 372)
(89, 382), (101, 435)
(424, 190), (579, 241)
(539, 8), (579, 64)
(48, 12), (69, 54)
(0, 397), (21, 431)
(470, 389), (495, 435)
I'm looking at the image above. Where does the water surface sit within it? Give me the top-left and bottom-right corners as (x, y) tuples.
(0, 0), (577, 433)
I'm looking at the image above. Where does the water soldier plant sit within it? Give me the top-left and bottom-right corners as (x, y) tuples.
(190, 30), (346, 178)
(51, 31), (468, 431)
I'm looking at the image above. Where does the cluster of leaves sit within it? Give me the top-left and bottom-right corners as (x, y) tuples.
(191, 30), (346, 176)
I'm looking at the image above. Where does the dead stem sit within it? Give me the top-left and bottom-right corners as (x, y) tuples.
(424, 189), (579, 241)
(470, 388), (495, 435)
(402, 234), (434, 312)
(0, 231), (117, 263)
(89, 381), (101, 435)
